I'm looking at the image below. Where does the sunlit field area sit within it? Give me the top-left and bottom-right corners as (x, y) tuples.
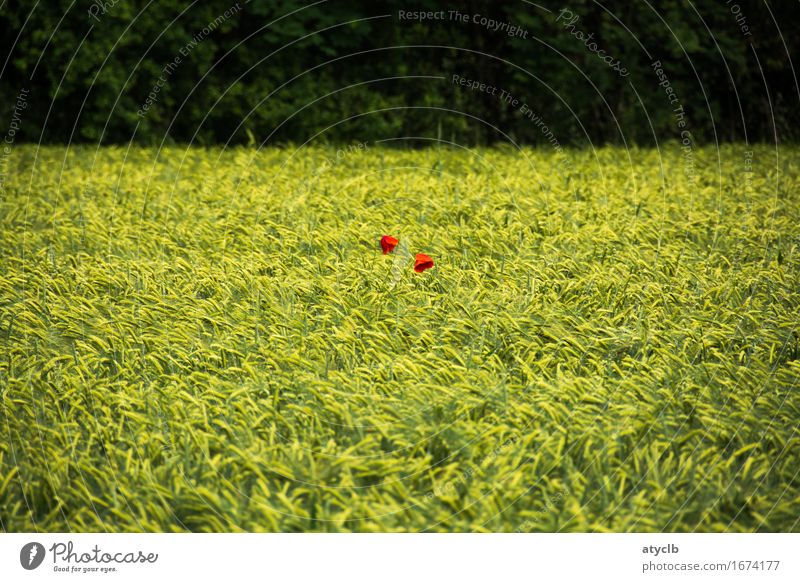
(1, 144), (798, 532)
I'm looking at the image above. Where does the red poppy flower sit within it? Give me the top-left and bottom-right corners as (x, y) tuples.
(380, 235), (399, 254)
(414, 253), (434, 273)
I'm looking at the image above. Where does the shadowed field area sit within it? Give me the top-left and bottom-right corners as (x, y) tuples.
(1, 144), (798, 532)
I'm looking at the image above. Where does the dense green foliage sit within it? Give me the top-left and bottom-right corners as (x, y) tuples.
(1, 0), (798, 146)
(1, 144), (798, 531)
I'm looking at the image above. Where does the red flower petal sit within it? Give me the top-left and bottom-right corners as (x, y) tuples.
(380, 235), (399, 254)
(414, 253), (434, 273)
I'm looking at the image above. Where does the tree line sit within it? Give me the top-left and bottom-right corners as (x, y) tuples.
(1, 0), (796, 146)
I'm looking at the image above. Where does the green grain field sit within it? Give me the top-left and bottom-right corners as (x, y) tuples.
(1, 144), (799, 532)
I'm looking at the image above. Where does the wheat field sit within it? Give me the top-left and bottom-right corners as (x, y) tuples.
(1, 144), (798, 532)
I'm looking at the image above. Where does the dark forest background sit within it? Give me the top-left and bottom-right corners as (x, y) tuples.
(1, 0), (797, 146)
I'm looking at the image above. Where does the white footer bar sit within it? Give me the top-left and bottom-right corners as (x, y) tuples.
(1, 533), (797, 581)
